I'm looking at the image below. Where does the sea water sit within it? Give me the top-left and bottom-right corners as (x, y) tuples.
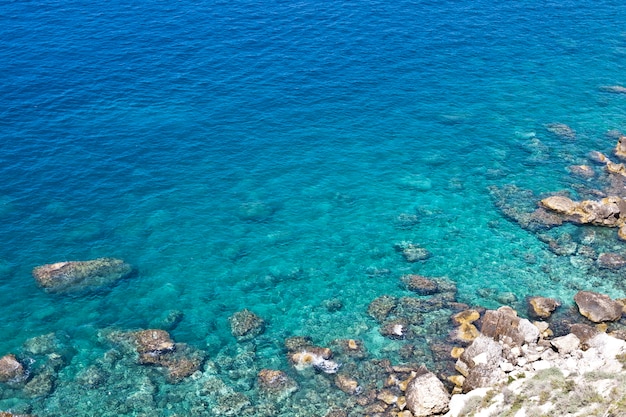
(2, 0), (626, 415)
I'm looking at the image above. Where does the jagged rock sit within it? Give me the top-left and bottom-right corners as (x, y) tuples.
(550, 333), (580, 354)
(0, 354), (25, 383)
(527, 296), (561, 319)
(257, 369), (298, 398)
(546, 123), (576, 140)
(229, 309), (265, 341)
(540, 195), (626, 227)
(597, 252), (626, 269)
(32, 258), (132, 292)
(457, 335), (504, 392)
(574, 291), (623, 323)
(480, 306), (539, 346)
(334, 374), (361, 395)
(402, 274), (439, 295)
(405, 370), (450, 416)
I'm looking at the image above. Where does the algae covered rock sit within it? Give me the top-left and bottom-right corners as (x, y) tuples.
(229, 309), (265, 341)
(574, 291), (623, 323)
(257, 369), (298, 398)
(32, 257), (133, 292)
(401, 274), (439, 295)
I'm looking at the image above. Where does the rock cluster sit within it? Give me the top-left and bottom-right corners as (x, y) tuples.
(32, 258), (132, 292)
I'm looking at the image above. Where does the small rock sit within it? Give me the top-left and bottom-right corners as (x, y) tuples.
(132, 329), (175, 364)
(568, 165), (595, 178)
(257, 369), (298, 398)
(395, 241), (431, 262)
(367, 296), (398, 322)
(334, 374), (361, 395)
(527, 296), (561, 319)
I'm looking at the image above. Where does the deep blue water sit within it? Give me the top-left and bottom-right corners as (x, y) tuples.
(3, 0), (626, 414)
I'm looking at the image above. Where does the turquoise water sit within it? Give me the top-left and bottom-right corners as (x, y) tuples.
(3, 0), (626, 414)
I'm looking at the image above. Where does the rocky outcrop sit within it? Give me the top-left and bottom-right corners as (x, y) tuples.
(0, 354), (25, 383)
(479, 306), (539, 346)
(32, 258), (132, 292)
(527, 296), (561, 319)
(228, 309), (265, 341)
(405, 370), (450, 416)
(540, 195), (626, 228)
(615, 135), (626, 159)
(574, 291), (623, 323)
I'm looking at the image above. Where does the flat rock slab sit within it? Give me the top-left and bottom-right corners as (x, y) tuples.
(574, 291), (623, 323)
(32, 258), (132, 293)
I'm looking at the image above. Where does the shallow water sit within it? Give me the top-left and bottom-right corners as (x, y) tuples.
(3, 0), (626, 415)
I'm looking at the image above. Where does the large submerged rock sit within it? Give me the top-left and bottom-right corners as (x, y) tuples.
(229, 309), (266, 341)
(32, 258), (132, 292)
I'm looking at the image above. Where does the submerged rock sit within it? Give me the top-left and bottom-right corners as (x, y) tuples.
(334, 373), (361, 395)
(394, 241), (431, 262)
(32, 258), (132, 292)
(0, 354), (25, 383)
(545, 122), (576, 140)
(367, 296), (398, 322)
(401, 274), (439, 295)
(574, 291), (623, 323)
(132, 329), (175, 363)
(600, 85), (626, 94)
(405, 370), (450, 416)
(229, 309), (265, 341)
(597, 252), (626, 269)
(257, 369), (298, 398)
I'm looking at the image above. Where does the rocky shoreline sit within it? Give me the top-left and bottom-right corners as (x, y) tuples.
(3, 133), (626, 416)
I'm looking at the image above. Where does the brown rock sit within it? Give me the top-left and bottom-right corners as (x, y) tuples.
(527, 296), (561, 319)
(402, 275), (439, 295)
(540, 195), (626, 228)
(32, 258), (132, 293)
(574, 291), (623, 323)
(367, 296), (398, 322)
(480, 306), (539, 346)
(132, 329), (175, 364)
(570, 323), (599, 347)
(452, 310), (480, 326)
(597, 253), (626, 270)
(334, 374), (361, 395)
(0, 354), (25, 383)
(257, 369), (297, 397)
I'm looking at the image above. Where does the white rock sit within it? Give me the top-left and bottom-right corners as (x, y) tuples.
(550, 333), (580, 354)
(405, 371), (451, 417)
(500, 361), (515, 372)
(518, 318), (540, 344)
(444, 388), (491, 417)
(532, 360), (552, 371)
(472, 352), (489, 365)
